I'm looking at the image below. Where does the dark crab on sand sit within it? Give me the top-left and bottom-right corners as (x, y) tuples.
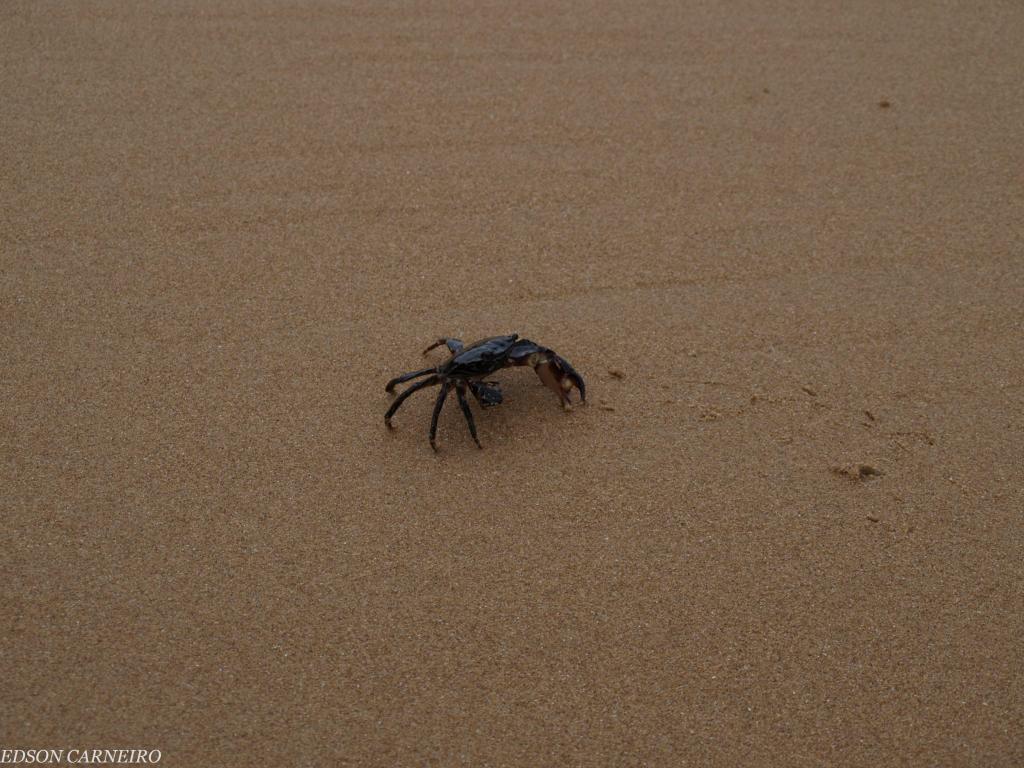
(385, 334), (586, 450)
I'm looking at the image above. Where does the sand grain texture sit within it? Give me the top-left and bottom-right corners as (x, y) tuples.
(3, 1), (1023, 765)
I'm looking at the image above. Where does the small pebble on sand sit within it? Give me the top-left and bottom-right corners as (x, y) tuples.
(832, 463), (883, 480)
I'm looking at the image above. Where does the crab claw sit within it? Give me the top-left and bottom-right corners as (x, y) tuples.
(469, 380), (503, 408)
(536, 353), (586, 408)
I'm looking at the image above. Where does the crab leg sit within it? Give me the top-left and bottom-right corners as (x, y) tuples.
(423, 338), (464, 355)
(385, 367), (437, 393)
(428, 381), (451, 451)
(455, 382), (483, 448)
(384, 375), (440, 427)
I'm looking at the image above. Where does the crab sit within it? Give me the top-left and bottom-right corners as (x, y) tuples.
(384, 334), (586, 450)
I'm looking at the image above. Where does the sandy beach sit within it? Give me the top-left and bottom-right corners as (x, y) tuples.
(3, 1), (1023, 765)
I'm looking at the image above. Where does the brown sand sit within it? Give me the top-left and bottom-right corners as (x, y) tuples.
(3, 1), (1023, 765)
